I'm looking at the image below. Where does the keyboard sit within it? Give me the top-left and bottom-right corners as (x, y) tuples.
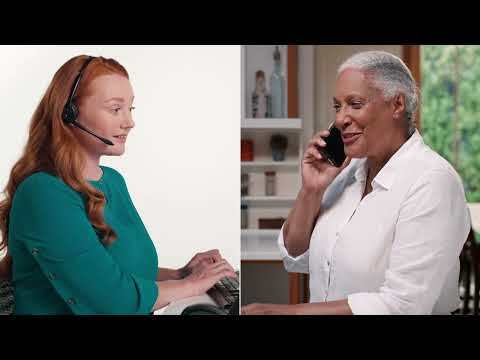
(158, 273), (239, 315)
(207, 275), (239, 312)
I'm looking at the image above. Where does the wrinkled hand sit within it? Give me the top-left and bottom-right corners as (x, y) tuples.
(302, 129), (351, 193)
(178, 249), (222, 279)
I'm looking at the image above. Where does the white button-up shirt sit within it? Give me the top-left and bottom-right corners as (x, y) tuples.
(278, 130), (471, 315)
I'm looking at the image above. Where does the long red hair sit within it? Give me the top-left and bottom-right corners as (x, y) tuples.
(0, 55), (129, 251)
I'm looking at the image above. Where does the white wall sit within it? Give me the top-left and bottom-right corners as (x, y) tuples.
(315, 45), (403, 131)
(0, 45), (240, 270)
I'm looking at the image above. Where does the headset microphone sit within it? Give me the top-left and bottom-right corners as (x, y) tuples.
(70, 121), (114, 146)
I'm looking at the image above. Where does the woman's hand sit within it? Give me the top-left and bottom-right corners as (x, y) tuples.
(241, 303), (296, 315)
(177, 249), (222, 279)
(184, 259), (237, 297)
(302, 130), (351, 194)
(152, 257), (236, 311)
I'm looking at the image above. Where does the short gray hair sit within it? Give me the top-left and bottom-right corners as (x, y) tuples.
(338, 51), (419, 136)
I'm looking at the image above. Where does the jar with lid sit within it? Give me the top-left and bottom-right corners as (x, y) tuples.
(265, 171), (276, 196)
(241, 204), (248, 229)
(241, 173), (249, 196)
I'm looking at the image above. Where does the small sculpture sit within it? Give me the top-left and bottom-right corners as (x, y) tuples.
(252, 70), (271, 118)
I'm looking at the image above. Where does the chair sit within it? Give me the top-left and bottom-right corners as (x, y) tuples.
(459, 227), (479, 315)
(0, 279), (14, 315)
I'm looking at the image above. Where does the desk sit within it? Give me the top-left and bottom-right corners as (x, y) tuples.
(241, 229), (307, 304)
(154, 293), (217, 315)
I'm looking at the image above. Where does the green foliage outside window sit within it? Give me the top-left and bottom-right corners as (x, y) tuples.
(421, 45), (480, 203)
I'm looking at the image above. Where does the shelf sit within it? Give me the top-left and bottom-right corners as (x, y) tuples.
(242, 250), (283, 261)
(241, 229), (283, 261)
(241, 160), (299, 172)
(241, 229), (281, 239)
(241, 118), (302, 130)
(241, 196), (296, 207)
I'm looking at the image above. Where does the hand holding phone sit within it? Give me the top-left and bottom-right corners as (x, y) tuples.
(302, 124), (350, 194)
(315, 124), (346, 168)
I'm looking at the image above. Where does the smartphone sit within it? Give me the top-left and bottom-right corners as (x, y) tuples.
(315, 123), (346, 167)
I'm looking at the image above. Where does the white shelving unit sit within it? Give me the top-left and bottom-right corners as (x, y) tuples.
(241, 118), (302, 130)
(242, 250), (283, 261)
(241, 196), (296, 207)
(241, 229), (281, 237)
(241, 46), (303, 262)
(241, 229), (283, 261)
(241, 160), (299, 173)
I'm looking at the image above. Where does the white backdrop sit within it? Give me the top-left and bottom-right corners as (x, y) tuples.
(0, 45), (240, 270)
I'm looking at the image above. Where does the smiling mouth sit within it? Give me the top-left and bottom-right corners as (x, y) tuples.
(342, 132), (362, 145)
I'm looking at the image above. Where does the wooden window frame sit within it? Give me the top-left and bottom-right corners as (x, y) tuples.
(403, 45), (422, 133)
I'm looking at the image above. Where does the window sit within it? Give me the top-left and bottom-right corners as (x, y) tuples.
(421, 45), (480, 238)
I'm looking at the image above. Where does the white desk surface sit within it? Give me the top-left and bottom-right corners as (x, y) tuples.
(154, 293), (217, 315)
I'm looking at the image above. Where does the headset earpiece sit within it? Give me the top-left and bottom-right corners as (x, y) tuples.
(62, 102), (78, 125)
(62, 56), (94, 125)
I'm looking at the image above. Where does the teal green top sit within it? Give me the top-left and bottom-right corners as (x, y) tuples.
(9, 166), (158, 315)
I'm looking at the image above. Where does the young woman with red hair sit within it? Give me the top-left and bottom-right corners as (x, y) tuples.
(0, 55), (235, 315)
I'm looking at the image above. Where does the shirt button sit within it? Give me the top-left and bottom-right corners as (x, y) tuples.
(48, 273), (56, 280)
(67, 298), (76, 305)
(31, 248), (39, 255)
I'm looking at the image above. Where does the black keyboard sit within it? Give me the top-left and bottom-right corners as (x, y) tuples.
(207, 275), (239, 311)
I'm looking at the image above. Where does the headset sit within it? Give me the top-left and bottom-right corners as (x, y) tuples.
(62, 56), (114, 146)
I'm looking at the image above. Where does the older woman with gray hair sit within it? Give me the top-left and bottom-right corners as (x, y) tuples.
(242, 51), (470, 315)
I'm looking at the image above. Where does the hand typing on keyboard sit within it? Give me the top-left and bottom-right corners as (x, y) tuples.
(177, 249), (223, 279)
(183, 258), (237, 297)
(207, 275), (239, 309)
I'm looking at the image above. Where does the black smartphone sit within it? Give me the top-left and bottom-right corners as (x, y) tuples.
(315, 124), (346, 167)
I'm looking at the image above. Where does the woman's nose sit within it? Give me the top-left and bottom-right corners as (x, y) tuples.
(122, 114), (135, 129)
(335, 108), (352, 130)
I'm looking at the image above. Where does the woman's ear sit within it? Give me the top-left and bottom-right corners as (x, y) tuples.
(392, 93), (406, 120)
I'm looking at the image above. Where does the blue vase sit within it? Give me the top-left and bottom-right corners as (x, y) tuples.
(272, 149), (286, 161)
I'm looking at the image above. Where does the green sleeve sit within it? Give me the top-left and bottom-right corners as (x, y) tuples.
(11, 173), (158, 314)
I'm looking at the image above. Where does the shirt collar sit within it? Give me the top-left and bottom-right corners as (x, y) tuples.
(354, 129), (423, 190)
(354, 158), (368, 183)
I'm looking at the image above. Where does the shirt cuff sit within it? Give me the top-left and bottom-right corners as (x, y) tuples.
(347, 292), (391, 315)
(277, 224), (309, 273)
